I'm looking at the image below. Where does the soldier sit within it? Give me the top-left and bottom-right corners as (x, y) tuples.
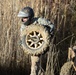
(17, 6), (55, 45)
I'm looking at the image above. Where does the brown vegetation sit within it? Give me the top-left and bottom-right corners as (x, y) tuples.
(0, 0), (76, 75)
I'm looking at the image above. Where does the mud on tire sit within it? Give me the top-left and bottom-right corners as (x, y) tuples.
(60, 61), (72, 75)
(21, 24), (50, 55)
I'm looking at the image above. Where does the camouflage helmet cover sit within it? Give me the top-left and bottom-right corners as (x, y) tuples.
(18, 7), (34, 18)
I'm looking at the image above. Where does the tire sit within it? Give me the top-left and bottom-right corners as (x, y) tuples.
(21, 24), (50, 55)
(60, 61), (72, 75)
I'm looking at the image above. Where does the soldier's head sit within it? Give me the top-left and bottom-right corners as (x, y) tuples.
(18, 6), (34, 25)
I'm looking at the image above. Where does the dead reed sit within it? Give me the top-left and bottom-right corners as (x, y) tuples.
(0, 0), (76, 75)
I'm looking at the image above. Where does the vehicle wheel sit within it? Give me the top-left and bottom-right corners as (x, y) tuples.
(21, 24), (50, 55)
(60, 61), (72, 75)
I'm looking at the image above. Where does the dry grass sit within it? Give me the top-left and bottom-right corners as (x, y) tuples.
(0, 0), (76, 75)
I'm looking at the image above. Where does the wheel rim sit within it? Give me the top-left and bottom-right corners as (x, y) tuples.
(25, 31), (44, 50)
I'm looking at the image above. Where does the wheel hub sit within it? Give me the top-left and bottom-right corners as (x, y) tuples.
(26, 31), (44, 50)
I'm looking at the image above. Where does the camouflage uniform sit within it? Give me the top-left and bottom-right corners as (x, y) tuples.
(20, 17), (54, 35)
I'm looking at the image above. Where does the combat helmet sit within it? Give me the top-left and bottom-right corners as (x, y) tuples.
(18, 7), (34, 25)
(18, 6), (34, 18)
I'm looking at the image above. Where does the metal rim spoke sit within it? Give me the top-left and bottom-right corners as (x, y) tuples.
(27, 39), (32, 42)
(34, 31), (36, 36)
(30, 42), (34, 46)
(35, 44), (37, 48)
(29, 35), (33, 37)
(40, 38), (43, 40)
(38, 33), (40, 37)
(26, 31), (44, 49)
(38, 42), (42, 46)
